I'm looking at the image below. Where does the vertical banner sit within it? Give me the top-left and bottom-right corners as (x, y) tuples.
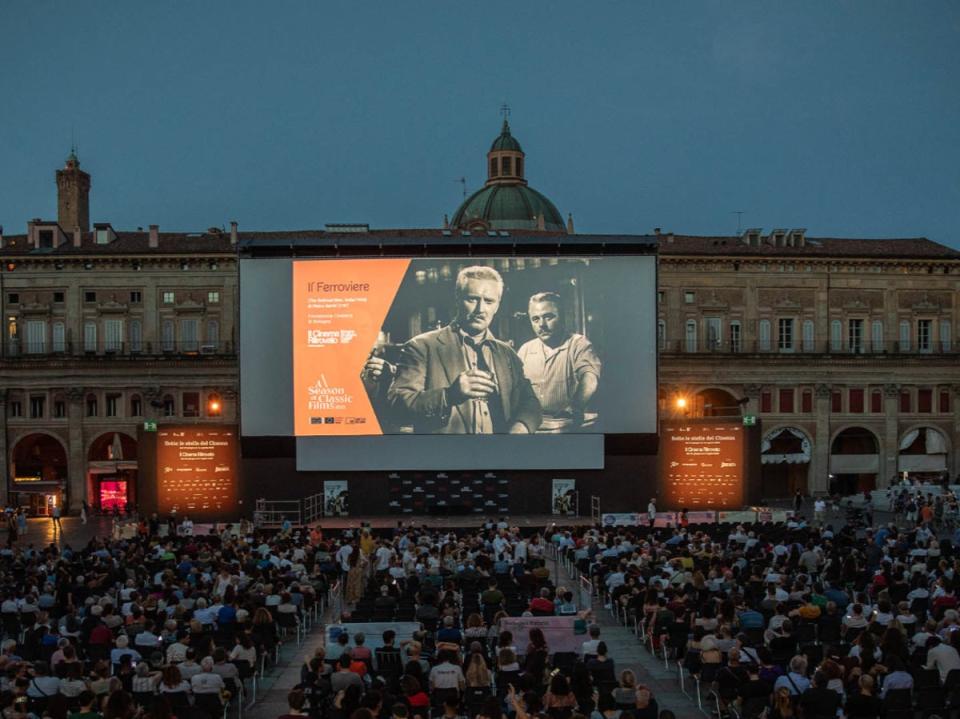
(324, 480), (349, 517)
(660, 420), (745, 509)
(552, 478), (577, 515)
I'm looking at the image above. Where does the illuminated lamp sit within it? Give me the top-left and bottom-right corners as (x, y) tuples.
(5, 262), (15, 272)
(675, 397), (687, 410)
(207, 395), (222, 416)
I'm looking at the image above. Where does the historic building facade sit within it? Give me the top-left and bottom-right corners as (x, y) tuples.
(657, 230), (960, 496)
(3, 125), (958, 512)
(0, 154), (238, 514)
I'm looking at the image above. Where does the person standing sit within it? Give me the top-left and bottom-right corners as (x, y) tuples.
(814, 497), (826, 525)
(793, 489), (803, 515)
(6, 511), (18, 547)
(647, 498), (657, 528)
(51, 502), (62, 532)
(17, 509), (27, 540)
(80, 500), (88, 525)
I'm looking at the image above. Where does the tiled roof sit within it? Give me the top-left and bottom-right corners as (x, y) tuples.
(1, 227), (956, 260)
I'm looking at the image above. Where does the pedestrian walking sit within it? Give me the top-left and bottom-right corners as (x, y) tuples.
(80, 499), (88, 525)
(16, 509), (26, 540)
(51, 503), (62, 531)
(793, 489), (803, 514)
(647, 497), (657, 528)
(6, 512), (18, 547)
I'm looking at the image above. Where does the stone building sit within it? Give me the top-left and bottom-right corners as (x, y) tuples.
(0, 153), (238, 514)
(657, 230), (960, 496)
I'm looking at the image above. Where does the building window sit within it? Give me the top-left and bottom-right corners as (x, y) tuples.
(7, 293), (19, 305)
(802, 320), (814, 352)
(801, 389), (813, 413)
(848, 319), (864, 353)
(83, 321), (97, 353)
(53, 291), (64, 304)
(162, 291), (175, 304)
(162, 394), (175, 417)
(206, 319), (220, 347)
(899, 320), (911, 352)
(831, 390), (842, 413)
(24, 320), (46, 354)
(758, 319), (771, 351)
(684, 320), (697, 352)
(657, 320), (666, 351)
(104, 319), (124, 353)
(871, 389), (882, 413)
(129, 319), (142, 353)
(489, 158), (498, 177)
(900, 390), (911, 413)
(516, 158), (523, 176)
(104, 393), (119, 417)
(53, 399), (66, 418)
(871, 320), (884, 352)
(684, 291), (695, 304)
(38, 229), (54, 248)
(849, 388), (864, 414)
(779, 389), (794, 413)
(918, 388), (933, 413)
(52, 322), (65, 353)
(917, 319), (932, 352)
(161, 320), (175, 352)
(705, 318), (722, 350)
(183, 392), (200, 418)
(8, 401), (22, 418)
(940, 320), (952, 352)
(130, 291), (142, 304)
(730, 321), (742, 353)
(207, 291), (220, 304)
(777, 318), (794, 352)
(760, 391), (772, 413)
(180, 318), (199, 352)
(501, 156), (512, 175)
(29, 396), (44, 419)
(940, 390), (950, 413)
(84, 291), (96, 303)
(657, 291), (664, 304)
(86, 394), (98, 417)
(130, 395), (142, 417)
(830, 320), (843, 351)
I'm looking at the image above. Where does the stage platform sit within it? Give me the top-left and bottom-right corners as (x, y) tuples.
(309, 514), (596, 530)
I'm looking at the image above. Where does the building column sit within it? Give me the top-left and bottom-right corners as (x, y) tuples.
(0, 391), (8, 508)
(953, 385), (960, 480)
(66, 388), (86, 513)
(743, 383), (761, 418)
(882, 384), (901, 489)
(811, 384), (832, 495)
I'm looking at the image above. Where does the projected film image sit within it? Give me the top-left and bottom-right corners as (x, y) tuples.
(292, 257), (655, 437)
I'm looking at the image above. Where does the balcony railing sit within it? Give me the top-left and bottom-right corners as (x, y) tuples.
(660, 338), (959, 356)
(4, 340), (235, 358)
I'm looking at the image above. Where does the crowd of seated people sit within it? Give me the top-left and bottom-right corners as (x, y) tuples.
(0, 519), (329, 719)
(288, 519), (658, 719)
(574, 513), (960, 719)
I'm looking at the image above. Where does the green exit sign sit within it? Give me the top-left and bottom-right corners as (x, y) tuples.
(743, 415), (757, 426)
(143, 420), (158, 432)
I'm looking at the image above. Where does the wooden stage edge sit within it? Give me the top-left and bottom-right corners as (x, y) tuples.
(308, 514), (596, 530)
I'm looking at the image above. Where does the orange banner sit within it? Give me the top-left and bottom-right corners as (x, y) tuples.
(292, 259), (410, 435)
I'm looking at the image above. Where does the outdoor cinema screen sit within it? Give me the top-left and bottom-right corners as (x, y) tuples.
(290, 257), (656, 437)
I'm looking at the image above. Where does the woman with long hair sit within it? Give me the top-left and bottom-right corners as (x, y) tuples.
(769, 686), (795, 719)
(542, 673), (577, 714)
(523, 628), (549, 685)
(465, 650), (492, 688)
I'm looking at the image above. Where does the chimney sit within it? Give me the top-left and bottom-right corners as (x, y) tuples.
(536, 213), (546, 231)
(72, 227), (82, 248)
(791, 228), (807, 247)
(0, 225), (4, 249)
(442, 214), (449, 229)
(229, 221), (238, 246)
(654, 227), (661, 235)
(666, 232), (675, 244)
(149, 224), (159, 249)
(27, 218), (38, 248)
(566, 213), (575, 234)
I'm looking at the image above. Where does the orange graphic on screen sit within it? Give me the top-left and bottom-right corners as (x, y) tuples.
(292, 259), (410, 435)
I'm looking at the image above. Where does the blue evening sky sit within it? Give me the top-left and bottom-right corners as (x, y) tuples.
(1, 2), (958, 246)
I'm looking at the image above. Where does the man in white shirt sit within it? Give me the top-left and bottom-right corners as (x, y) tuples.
(429, 650), (465, 692)
(335, 543), (354, 573)
(374, 543), (395, 574)
(580, 625), (602, 657)
(814, 498), (826, 525)
(647, 499), (657, 527)
(191, 656), (226, 695)
(926, 636), (960, 681)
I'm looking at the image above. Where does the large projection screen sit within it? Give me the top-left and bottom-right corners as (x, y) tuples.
(241, 255), (656, 471)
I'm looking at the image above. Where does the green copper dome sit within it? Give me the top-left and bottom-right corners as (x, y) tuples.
(451, 183), (565, 232)
(490, 120), (523, 152)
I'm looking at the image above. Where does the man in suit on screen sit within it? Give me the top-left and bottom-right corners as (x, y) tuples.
(386, 265), (541, 434)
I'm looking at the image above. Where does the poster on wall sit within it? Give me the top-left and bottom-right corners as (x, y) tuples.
(660, 421), (745, 509)
(324, 480), (349, 517)
(155, 427), (238, 517)
(552, 478), (577, 515)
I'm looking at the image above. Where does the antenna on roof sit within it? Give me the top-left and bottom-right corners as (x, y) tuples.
(454, 177), (467, 198)
(732, 210), (745, 235)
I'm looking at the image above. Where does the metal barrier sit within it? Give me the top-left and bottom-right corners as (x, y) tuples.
(578, 575), (593, 612)
(590, 495), (600, 522)
(303, 493), (323, 524)
(253, 498), (302, 528)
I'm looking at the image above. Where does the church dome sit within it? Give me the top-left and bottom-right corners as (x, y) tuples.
(451, 118), (566, 234)
(451, 184), (565, 232)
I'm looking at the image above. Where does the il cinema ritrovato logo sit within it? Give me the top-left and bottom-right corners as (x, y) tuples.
(307, 374), (353, 411)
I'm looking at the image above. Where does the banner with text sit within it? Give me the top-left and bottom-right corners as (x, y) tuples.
(660, 421), (745, 509)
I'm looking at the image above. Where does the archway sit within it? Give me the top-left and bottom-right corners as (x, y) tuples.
(830, 427), (880, 495)
(87, 432), (138, 513)
(694, 387), (743, 418)
(10, 433), (67, 516)
(761, 427), (812, 498)
(898, 427), (949, 482)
